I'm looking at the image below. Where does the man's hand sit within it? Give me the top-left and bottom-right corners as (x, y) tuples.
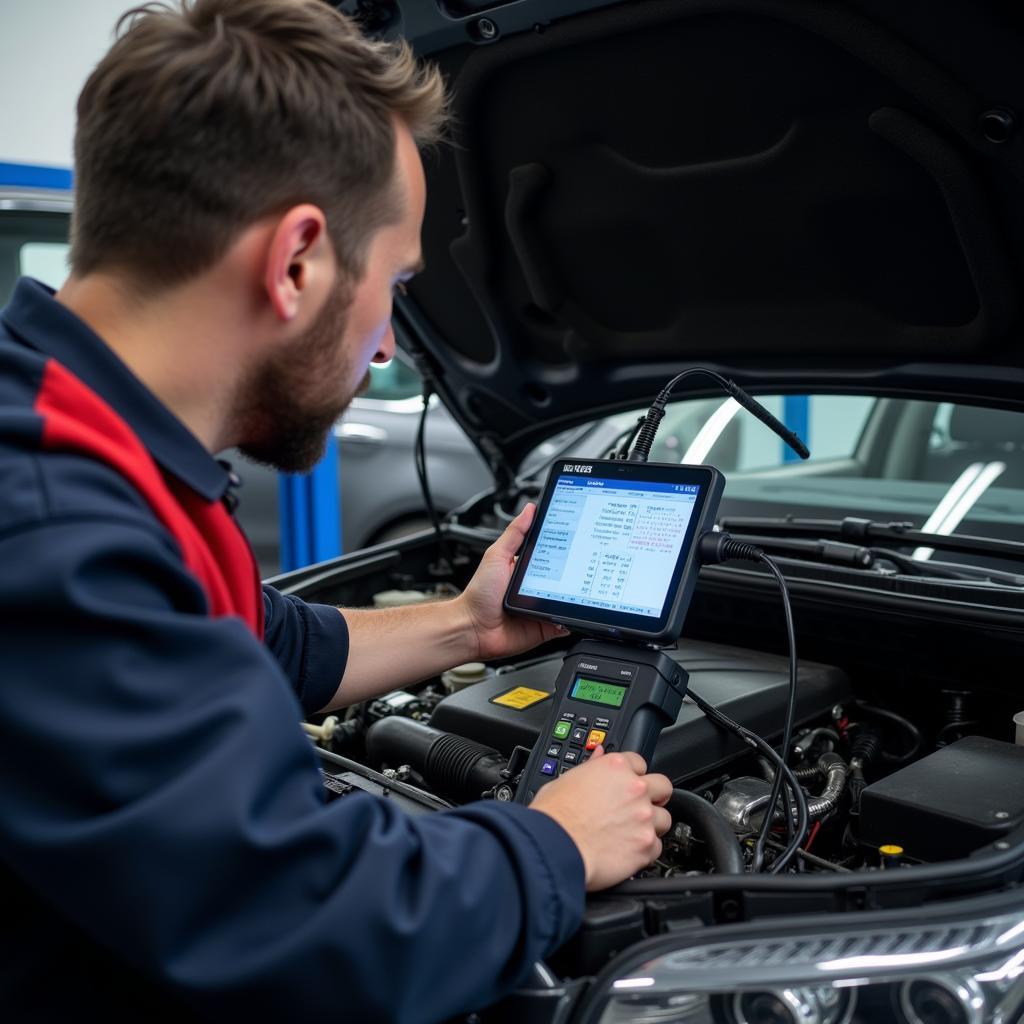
(323, 504), (564, 709)
(457, 503), (567, 662)
(529, 748), (673, 891)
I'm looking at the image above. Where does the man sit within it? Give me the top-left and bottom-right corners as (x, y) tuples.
(0, 2), (672, 1020)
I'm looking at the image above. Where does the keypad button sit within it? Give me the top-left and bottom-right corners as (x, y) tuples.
(546, 744), (562, 758)
(560, 712), (575, 721)
(595, 717), (611, 730)
(571, 727), (587, 745)
(540, 758), (557, 776)
(558, 765), (573, 775)
(581, 752), (592, 763)
(562, 749), (580, 765)
(553, 721), (572, 740)
(576, 716), (589, 727)
(585, 729), (607, 751)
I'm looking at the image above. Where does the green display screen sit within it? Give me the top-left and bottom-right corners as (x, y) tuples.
(571, 677), (627, 708)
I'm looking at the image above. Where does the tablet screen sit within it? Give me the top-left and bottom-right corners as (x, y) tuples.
(518, 474), (701, 617)
(505, 460), (722, 642)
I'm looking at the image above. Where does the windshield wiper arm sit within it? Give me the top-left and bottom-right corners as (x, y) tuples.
(720, 516), (1024, 564)
(867, 547), (1024, 586)
(721, 529), (1024, 585)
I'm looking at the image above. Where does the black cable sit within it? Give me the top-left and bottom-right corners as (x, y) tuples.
(854, 701), (923, 764)
(697, 533), (806, 871)
(414, 386), (450, 570)
(688, 687), (809, 873)
(614, 415), (648, 460)
(627, 367), (809, 463)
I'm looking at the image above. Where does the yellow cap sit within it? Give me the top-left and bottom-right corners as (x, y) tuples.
(879, 844), (904, 856)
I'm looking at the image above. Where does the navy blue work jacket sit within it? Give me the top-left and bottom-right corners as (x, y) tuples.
(0, 279), (584, 1022)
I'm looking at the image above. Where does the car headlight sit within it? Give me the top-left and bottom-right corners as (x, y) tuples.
(586, 902), (1024, 1024)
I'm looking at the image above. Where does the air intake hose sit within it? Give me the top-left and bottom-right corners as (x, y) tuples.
(365, 717), (508, 802)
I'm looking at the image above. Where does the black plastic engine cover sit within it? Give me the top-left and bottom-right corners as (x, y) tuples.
(861, 736), (1024, 862)
(428, 639), (850, 784)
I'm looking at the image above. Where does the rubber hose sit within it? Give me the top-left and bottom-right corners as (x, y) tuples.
(668, 789), (745, 875)
(365, 717), (507, 801)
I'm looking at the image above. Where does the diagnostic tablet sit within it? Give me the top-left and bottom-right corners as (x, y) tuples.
(504, 459), (724, 644)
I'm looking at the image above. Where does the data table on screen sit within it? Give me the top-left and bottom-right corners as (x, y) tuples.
(518, 475), (699, 618)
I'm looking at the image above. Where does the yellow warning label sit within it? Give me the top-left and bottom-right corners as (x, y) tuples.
(490, 686), (552, 710)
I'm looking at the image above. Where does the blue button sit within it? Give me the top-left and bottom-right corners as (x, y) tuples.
(540, 758), (557, 776)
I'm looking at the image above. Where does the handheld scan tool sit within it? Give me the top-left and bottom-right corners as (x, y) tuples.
(504, 459), (723, 801)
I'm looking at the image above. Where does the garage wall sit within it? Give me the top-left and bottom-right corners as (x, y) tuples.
(0, 1), (134, 169)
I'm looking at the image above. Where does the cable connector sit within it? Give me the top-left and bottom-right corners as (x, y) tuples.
(698, 531), (764, 566)
(626, 401), (666, 462)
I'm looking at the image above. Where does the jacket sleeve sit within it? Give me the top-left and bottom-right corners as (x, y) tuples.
(0, 512), (584, 1023)
(261, 584), (348, 715)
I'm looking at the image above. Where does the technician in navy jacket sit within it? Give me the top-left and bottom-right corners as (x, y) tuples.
(0, 1), (673, 1021)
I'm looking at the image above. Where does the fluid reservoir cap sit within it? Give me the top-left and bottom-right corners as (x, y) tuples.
(449, 662), (488, 682)
(441, 662), (493, 692)
(880, 843), (904, 868)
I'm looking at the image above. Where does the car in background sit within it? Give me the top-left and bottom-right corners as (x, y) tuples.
(547, 392), (1024, 580)
(0, 187), (493, 576)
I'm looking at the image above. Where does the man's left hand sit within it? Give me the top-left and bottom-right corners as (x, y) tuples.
(458, 503), (567, 661)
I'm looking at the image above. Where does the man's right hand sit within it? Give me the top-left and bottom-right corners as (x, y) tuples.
(528, 748), (673, 891)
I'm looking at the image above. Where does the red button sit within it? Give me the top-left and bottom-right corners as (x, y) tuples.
(585, 729), (606, 751)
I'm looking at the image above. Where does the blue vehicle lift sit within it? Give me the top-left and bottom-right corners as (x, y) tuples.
(278, 433), (342, 571)
(783, 395), (810, 462)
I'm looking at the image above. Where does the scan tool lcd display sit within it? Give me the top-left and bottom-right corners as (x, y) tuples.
(504, 459), (723, 644)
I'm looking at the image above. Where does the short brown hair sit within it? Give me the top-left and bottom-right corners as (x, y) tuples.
(71, 0), (446, 288)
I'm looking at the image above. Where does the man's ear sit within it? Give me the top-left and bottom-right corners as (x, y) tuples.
(263, 204), (332, 323)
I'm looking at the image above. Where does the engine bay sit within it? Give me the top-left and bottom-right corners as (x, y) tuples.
(281, 522), (1024, 983)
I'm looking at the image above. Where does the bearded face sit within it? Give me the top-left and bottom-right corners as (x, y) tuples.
(233, 127), (424, 475)
(235, 279), (370, 474)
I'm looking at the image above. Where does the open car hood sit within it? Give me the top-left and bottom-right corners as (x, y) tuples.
(343, 0), (1024, 470)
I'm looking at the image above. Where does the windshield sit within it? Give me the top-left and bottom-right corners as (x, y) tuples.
(529, 395), (1024, 559)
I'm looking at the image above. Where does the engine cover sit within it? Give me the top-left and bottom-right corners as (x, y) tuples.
(428, 638), (850, 784)
(860, 736), (1024, 861)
